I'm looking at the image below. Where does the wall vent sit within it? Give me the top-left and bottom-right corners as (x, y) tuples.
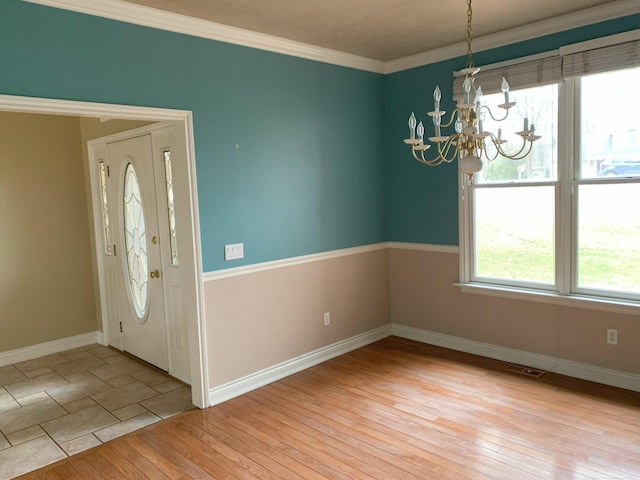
(505, 364), (546, 378)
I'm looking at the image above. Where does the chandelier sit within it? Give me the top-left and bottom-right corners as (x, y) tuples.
(403, 0), (541, 181)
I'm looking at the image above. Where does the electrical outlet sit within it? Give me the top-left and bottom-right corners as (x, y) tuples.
(323, 312), (330, 327)
(607, 328), (618, 345)
(224, 243), (244, 260)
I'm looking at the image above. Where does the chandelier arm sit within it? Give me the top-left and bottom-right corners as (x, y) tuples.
(480, 105), (509, 123)
(410, 136), (457, 166)
(481, 142), (501, 162)
(439, 110), (460, 129)
(488, 133), (535, 160)
(436, 136), (458, 163)
(412, 147), (445, 166)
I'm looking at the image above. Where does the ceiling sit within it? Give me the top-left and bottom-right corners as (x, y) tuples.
(123, 0), (623, 61)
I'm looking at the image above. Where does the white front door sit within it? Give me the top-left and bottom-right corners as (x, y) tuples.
(108, 134), (169, 370)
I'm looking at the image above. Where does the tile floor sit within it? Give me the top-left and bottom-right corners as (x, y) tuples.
(0, 344), (193, 479)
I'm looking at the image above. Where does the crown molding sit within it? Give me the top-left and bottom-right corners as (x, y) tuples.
(24, 0), (385, 73)
(384, 0), (640, 73)
(25, 0), (639, 75)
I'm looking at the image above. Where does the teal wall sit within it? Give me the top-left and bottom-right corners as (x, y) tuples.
(386, 14), (640, 245)
(0, 0), (386, 272)
(1, 1), (637, 267)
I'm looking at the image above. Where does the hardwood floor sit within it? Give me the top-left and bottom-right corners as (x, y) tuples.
(18, 337), (640, 479)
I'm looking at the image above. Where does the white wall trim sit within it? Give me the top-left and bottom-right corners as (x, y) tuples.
(24, 0), (638, 75)
(392, 324), (640, 393)
(456, 283), (640, 316)
(208, 325), (392, 406)
(388, 242), (459, 254)
(0, 332), (102, 368)
(24, 0), (385, 74)
(203, 243), (389, 281)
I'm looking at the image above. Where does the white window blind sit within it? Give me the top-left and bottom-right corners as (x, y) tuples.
(453, 56), (562, 98)
(453, 36), (640, 98)
(562, 39), (640, 78)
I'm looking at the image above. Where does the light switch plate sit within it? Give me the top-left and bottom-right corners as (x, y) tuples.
(224, 243), (244, 260)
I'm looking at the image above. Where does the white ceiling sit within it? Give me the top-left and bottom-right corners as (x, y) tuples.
(123, 0), (627, 61)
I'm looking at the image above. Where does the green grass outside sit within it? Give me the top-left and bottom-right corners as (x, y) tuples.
(476, 224), (640, 292)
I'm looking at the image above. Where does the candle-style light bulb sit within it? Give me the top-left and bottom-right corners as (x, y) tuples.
(523, 115), (529, 132)
(416, 121), (424, 141)
(455, 117), (463, 134)
(497, 128), (502, 141)
(434, 85), (441, 111)
(501, 77), (510, 104)
(463, 77), (472, 104)
(474, 86), (483, 105)
(408, 112), (417, 139)
(433, 115), (441, 137)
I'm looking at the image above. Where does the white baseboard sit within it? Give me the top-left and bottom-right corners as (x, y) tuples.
(392, 324), (640, 392)
(0, 331), (103, 368)
(209, 325), (392, 405)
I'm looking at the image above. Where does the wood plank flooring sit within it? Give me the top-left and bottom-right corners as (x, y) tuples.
(18, 337), (640, 479)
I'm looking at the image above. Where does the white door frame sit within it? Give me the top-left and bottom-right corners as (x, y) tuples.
(0, 94), (209, 408)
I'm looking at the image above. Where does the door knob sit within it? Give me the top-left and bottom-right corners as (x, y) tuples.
(150, 270), (161, 278)
(151, 236), (158, 244)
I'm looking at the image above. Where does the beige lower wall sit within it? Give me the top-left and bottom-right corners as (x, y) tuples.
(203, 248), (390, 387)
(0, 112), (97, 352)
(389, 248), (640, 375)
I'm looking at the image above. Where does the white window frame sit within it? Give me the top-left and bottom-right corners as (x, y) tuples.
(457, 36), (640, 316)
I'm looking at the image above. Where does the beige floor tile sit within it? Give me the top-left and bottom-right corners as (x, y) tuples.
(17, 391), (50, 406)
(92, 380), (158, 412)
(59, 433), (101, 456)
(140, 387), (193, 419)
(47, 376), (112, 405)
(63, 371), (95, 383)
(53, 356), (109, 377)
(132, 369), (171, 387)
(104, 354), (130, 364)
(85, 346), (121, 360)
(94, 412), (160, 443)
(5, 425), (46, 446)
(63, 397), (97, 413)
(13, 354), (70, 375)
(0, 397), (66, 435)
(112, 403), (148, 421)
(24, 367), (53, 378)
(0, 436), (66, 480)
(0, 389), (19, 414)
(153, 379), (183, 393)
(90, 359), (148, 382)
(0, 366), (26, 388)
(41, 405), (118, 444)
(0, 432), (8, 451)
(4, 372), (68, 399)
(62, 350), (96, 361)
(106, 375), (137, 388)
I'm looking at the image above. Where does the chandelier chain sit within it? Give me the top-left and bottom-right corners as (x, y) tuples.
(403, 0), (540, 180)
(466, 0), (473, 69)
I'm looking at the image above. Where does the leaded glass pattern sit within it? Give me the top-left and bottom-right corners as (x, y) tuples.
(123, 163), (149, 318)
(163, 150), (179, 266)
(98, 161), (113, 255)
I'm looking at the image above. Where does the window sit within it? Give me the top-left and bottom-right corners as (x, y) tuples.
(460, 37), (640, 307)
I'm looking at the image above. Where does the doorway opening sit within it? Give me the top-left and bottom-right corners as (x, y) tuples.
(0, 94), (208, 409)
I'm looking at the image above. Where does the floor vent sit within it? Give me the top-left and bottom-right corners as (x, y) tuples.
(505, 364), (546, 378)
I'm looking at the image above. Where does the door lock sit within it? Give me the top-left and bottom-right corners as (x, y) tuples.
(150, 270), (161, 278)
(151, 236), (158, 244)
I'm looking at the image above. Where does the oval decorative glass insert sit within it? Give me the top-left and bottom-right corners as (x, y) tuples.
(123, 163), (149, 318)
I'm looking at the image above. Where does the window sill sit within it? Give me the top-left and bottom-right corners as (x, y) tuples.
(454, 283), (640, 316)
